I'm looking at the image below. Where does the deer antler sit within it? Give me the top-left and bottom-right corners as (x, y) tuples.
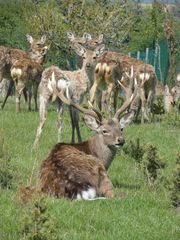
(114, 66), (137, 119)
(50, 73), (101, 121)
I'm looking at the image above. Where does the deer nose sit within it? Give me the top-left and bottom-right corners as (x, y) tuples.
(117, 137), (125, 146)
(86, 63), (91, 68)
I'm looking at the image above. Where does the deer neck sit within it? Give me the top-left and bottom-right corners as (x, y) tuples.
(88, 135), (117, 170)
(28, 51), (45, 65)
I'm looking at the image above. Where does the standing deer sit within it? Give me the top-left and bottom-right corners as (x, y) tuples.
(37, 74), (137, 200)
(67, 32), (103, 72)
(0, 34), (47, 109)
(90, 50), (157, 123)
(10, 45), (49, 112)
(33, 43), (105, 148)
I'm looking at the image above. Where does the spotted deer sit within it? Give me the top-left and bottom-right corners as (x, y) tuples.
(90, 50), (157, 123)
(67, 32), (103, 73)
(33, 43), (105, 148)
(10, 45), (49, 112)
(0, 35), (47, 109)
(37, 74), (137, 200)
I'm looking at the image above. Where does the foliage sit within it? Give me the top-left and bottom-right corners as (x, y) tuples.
(169, 154), (180, 208)
(122, 138), (145, 163)
(20, 197), (58, 240)
(152, 95), (165, 116)
(0, 137), (13, 189)
(0, 0), (29, 49)
(141, 144), (166, 185)
(162, 103), (180, 128)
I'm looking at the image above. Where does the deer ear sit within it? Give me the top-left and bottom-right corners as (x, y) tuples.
(40, 35), (46, 44)
(95, 44), (105, 57)
(26, 34), (33, 44)
(119, 111), (135, 129)
(67, 32), (75, 41)
(73, 43), (86, 56)
(98, 34), (104, 43)
(83, 114), (101, 132)
(83, 33), (92, 41)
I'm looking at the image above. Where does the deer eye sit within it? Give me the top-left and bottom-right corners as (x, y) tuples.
(102, 129), (108, 134)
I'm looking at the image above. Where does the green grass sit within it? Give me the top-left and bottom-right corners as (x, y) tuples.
(0, 97), (180, 240)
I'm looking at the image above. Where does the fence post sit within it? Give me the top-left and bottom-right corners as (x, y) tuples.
(145, 48), (149, 64)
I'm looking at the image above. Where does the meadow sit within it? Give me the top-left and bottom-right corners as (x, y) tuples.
(0, 97), (180, 240)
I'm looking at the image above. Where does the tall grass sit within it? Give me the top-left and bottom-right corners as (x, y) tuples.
(0, 97), (180, 240)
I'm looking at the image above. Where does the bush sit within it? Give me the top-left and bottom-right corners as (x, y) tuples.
(162, 102), (180, 128)
(0, 138), (13, 189)
(141, 144), (166, 185)
(152, 95), (165, 116)
(169, 155), (180, 208)
(122, 138), (145, 163)
(21, 197), (58, 240)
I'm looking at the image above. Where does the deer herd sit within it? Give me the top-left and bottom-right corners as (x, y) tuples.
(0, 32), (180, 200)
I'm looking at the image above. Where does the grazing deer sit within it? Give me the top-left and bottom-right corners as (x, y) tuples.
(37, 74), (137, 200)
(0, 34), (47, 109)
(33, 43), (105, 148)
(10, 45), (49, 112)
(90, 50), (157, 123)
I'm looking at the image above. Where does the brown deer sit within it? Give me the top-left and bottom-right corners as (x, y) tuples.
(67, 32), (103, 71)
(33, 43), (105, 148)
(37, 74), (137, 200)
(90, 50), (157, 123)
(0, 34), (47, 109)
(10, 45), (49, 112)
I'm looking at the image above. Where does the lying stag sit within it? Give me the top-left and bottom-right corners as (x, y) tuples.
(37, 74), (137, 200)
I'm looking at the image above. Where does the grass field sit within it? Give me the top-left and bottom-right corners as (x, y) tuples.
(0, 97), (180, 240)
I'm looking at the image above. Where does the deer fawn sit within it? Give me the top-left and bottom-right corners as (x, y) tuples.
(37, 72), (137, 200)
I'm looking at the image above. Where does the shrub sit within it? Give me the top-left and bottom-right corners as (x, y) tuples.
(20, 197), (58, 240)
(169, 155), (180, 208)
(0, 138), (13, 189)
(162, 102), (180, 128)
(152, 95), (165, 115)
(141, 144), (166, 185)
(122, 138), (145, 163)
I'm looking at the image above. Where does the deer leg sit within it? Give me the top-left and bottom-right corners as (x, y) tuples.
(33, 84), (38, 111)
(107, 83), (114, 116)
(1, 80), (14, 109)
(98, 170), (114, 198)
(33, 95), (49, 149)
(69, 106), (82, 143)
(139, 88), (148, 123)
(147, 89), (155, 122)
(27, 88), (32, 111)
(15, 82), (25, 113)
(57, 100), (64, 143)
(90, 81), (98, 106)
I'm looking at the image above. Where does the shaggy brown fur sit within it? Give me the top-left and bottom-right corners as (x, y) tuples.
(37, 144), (113, 199)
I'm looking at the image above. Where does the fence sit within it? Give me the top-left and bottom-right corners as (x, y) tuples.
(128, 41), (169, 85)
